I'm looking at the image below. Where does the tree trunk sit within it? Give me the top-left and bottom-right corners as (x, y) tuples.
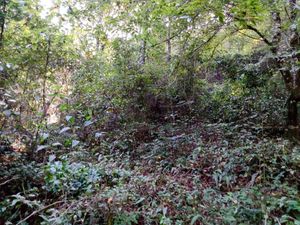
(287, 95), (298, 126)
(166, 17), (171, 63)
(42, 37), (51, 120)
(238, 1), (300, 137)
(0, 0), (7, 49)
(287, 0), (299, 125)
(287, 94), (300, 139)
(140, 39), (146, 65)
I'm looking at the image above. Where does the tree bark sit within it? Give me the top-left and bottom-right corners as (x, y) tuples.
(287, 95), (298, 126)
(166, 17), (171, 63)
(286, 0), (300, 130)
(0, 0), (7, 49)
(140, 39), (146, 65)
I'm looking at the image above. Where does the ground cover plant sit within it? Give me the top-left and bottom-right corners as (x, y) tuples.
(1, 0), (300, 224)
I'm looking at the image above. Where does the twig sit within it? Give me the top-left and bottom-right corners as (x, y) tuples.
(237, 29), (263, 41)
(245, 24), (272, 46)
(149, 14), (200, 49)
(16, 200), (64, 225)
(246, 172), (259, 188)
(0, 176), (19, 186)
(275, 217), (282, 225)
(189, 26), (222, 56)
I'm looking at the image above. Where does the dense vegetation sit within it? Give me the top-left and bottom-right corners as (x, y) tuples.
(0, 0), (300, 224)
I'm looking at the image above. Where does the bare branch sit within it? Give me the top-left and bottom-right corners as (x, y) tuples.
(246, 24), (273, 46)
(0, 176), (19, 186)
(16, 201), (65, 225)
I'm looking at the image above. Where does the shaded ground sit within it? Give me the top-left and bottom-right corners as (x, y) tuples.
(0, 118), (300, 224)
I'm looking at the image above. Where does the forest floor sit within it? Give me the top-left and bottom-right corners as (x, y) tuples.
(0, 116), (300, 224)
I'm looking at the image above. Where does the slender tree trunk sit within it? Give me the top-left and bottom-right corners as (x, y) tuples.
(42, 38), (51, 119)
(140, 39), (146, 65)
(0, 0), (7, 49)
(29, 38), (51, 160)
(96, 37), (100, 51)
(166, 17), (171, 63)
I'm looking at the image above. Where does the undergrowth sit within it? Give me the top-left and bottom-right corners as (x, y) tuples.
(1, 117), (299, 224)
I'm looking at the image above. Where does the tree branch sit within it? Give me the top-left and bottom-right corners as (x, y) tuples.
(150, 13), (200, 48)
(189, 26), (222, 57)
(237, 29), (265, 41)
(245, 24), (272, 46)
(0, 176), (19, 186)
(16, 201), (64, 225)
